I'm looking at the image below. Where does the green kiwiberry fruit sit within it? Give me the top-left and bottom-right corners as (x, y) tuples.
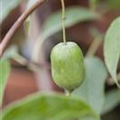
(51, 42), (85, 91)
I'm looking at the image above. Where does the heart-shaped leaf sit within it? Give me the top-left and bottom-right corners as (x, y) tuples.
(104, 17), (120, 88)
(2, 93), (100, 120)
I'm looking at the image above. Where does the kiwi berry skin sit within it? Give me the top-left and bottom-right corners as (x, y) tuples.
(51, 42), (85, 91)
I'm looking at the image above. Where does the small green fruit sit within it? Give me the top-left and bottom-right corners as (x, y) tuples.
(51, 42), (85, 90)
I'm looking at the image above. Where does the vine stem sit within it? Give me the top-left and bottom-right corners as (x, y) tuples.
(60, 0), (67, 44)
(0, 0), (46, 58)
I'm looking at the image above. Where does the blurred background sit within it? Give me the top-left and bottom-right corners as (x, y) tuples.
(1, 0), (120, 119)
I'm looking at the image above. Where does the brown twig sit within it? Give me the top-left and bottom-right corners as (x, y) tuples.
(0, 0), (46, 58)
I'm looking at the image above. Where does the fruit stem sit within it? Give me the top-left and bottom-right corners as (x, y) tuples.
(60, 0), (67, 44)
(65, 89), (73, 97)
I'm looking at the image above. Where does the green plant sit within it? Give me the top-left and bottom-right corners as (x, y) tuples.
(0, 0), (120, 120)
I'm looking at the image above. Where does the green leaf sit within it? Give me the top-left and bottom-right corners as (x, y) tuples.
(0, 59), (10, 105)
(2, 93), (100, 120)
(104, 17), (120, 88)
(72, 57), (107, 114)
(42, 7), (99, 40)
(102, 89), (120, 115)
(0, 0), (24, 22)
